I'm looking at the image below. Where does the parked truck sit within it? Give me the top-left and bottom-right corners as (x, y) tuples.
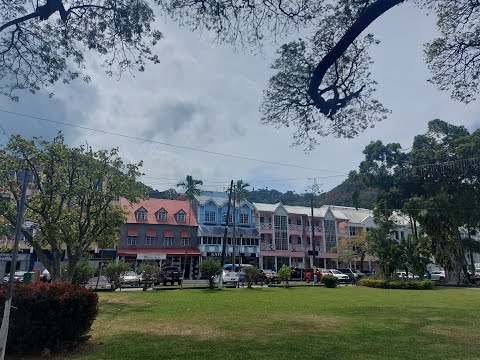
(161, 266), (183, 286)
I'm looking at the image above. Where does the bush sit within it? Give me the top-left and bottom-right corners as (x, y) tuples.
(0, 282), (98, 354)
(104, 261), (131, 291)
(321, 275), (338, 288)
(199, 258), (222, 289)
(60, 259), (96, 284)
(278, 265), (292, 287)
(360, 278), (434, 290)
(139, 263), (162, 291)
(243, 266), (259, 288)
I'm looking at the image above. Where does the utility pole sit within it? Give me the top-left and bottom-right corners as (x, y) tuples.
(0, 169), (29, 360)
(232, 184), (236, 269)
(219, 180), (233, 289)
(310, 196), (315, 269)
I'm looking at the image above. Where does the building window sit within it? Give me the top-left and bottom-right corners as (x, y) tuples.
(395, 231), (399, 240)
(177, 212), (186, 222)
(324, 220), (337, 251)
(296, 219), (302, 226)
(205, 211), (216, 223)
(400, 231), (405, 240)
(136, 210), (146, 221)
(223, 213), (233, 223)
(164, 237), (173, 246)
(349, 227), (357, 237)
(181, 238), (189, 246)
(127, 236), (137, 246)
(240, 213), (249, 224)
(274, 215), (288, 250)
(145, 236), (156, 246)
(260, 216), (265, 223)
(158, 211), (167, 221)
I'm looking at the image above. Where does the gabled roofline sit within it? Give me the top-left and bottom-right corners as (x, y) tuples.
(155, 207), (168, 214)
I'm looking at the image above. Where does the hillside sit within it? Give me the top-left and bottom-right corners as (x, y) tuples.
(149, 179), (377, 209)
(246, 179), (377, 209)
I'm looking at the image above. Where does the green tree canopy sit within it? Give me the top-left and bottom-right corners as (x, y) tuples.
(0, 133), (147, 281)
(358, 119), (480, 284)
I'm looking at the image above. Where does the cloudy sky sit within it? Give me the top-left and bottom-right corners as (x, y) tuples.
(0, 2), (479, 195)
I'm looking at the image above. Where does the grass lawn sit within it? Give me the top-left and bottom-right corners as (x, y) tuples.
(65, 286), (480, 360)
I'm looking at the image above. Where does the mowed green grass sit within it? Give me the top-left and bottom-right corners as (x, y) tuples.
(68, 287), (480, 360)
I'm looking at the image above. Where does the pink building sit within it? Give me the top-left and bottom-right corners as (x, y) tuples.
(253, 203), (376, 271)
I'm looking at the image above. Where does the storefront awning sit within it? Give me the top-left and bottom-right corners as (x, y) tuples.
(180, 230), (190, 238)
(164, 229), (174, 237)
(146, 229), (157, 237)
(117, 247), (201, 257)
(127, 228), (138, 236)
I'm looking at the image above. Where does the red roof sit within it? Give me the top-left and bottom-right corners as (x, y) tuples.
(117, 247), (201, 256)
(120, 198), (198, 226)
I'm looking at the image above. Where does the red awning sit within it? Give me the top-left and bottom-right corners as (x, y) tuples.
(117, 248), (201, 256)
(146, 229), (157, 237)
(180, 230), (190, 238)
(163, 248), (201, 256)
(164, 230), (174, 237)
(127, 228), (138, 236)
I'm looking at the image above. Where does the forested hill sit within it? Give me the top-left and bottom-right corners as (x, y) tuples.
(246, 179), (377, 209)
(150, 179), (377, 209)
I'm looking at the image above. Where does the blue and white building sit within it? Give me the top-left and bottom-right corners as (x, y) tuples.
(195, 191), (260, 266)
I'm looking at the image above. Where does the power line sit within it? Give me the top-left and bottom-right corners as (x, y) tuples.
(0, 109), (346, 174)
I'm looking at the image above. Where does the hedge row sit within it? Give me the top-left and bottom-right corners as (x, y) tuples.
(0, 282), (98, 354)
(360, 278), (434, 290)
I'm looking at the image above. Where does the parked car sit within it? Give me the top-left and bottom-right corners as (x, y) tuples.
(3, 271), (28, 284)
(121, 271), (141, 286)
(304, 268), (322, 283)
(338, 268), (363, 283)
(214, 269), (239, 286)
(429, 270), (445, 282)
(322, 269), (351, 284)
(290, 267), (305, 280)
(258, 269), (280, 284)
(361, 270), (374, 277)
(160, 266), (183, 286)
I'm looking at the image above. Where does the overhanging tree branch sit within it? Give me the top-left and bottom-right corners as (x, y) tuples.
(308, 0), (405, 117)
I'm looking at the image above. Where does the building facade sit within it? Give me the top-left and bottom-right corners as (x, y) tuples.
(117, 198), (200, 278)
(254, 203), (381, 271)
(195, 191), (260, 266)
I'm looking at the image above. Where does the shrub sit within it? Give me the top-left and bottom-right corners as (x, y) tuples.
(278, 265), (292, 288)
(104, 261), (131, 291)
(199, 258), (222, 289)
(139, 263), (162, 291)
(321, 275), (338, 288)
(243, 266), (259, 288)
(360, 278), (434, 290)
(0, 282), (98, 354)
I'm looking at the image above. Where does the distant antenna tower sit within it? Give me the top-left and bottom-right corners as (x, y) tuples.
(308, 178), (322, 195)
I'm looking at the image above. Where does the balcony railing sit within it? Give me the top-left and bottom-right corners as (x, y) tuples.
(260, 243), (328, 253)
(305, 226), (322, 233)
(257, 223), (273, 230)
(288, 224), (303, 231)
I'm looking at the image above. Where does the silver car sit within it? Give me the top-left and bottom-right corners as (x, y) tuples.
(3, 271), (28, 283)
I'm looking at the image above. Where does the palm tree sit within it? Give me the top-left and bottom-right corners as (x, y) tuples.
(176, 175), (203, 287)
(231, 180), (250, 270)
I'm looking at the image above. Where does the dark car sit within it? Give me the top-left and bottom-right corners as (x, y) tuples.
(338, 268), (363, 284)
(290, 267), (305, 280)
(161, 266), (183, 286)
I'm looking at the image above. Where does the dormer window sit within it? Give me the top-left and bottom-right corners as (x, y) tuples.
(205, 211), (216, 223)
(157, 210), (167, 221)
(177, 211), (186, 222)
(136, 209), (147, 221)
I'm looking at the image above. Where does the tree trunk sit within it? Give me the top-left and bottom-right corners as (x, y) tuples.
(359, 253), (365, 272)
